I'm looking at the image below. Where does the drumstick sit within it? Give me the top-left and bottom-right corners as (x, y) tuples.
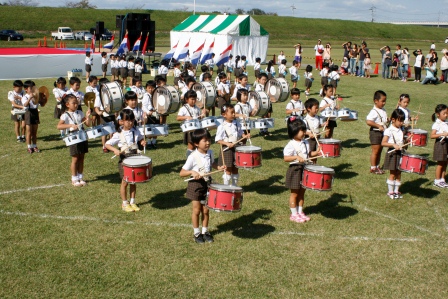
(222, 137), (247, 152)
(241, 117), (252, 145)
(306, 119), (324, 157)
(304, 129), (329, 140)
(414, 104), (421, 126)
(111, 144), (131, 159)
(220, 143), (226, 168)
(183, 169), (224, 182)
(289, 154), (328, 164)
(143, 114), (147, 155)
(387, 140), (414, 153)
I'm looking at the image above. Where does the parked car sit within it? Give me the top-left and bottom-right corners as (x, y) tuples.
(0, 29), (24, 41)
(89, 27), (113, 40)
(74, 31), (93, 41)
(51, 27), (74, 40)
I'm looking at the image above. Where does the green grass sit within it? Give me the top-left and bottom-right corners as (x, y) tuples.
(1, 53), (448, 298)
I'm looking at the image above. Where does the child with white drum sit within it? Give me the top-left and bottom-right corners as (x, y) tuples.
(66, 76), (84, 112)
(216, 73), (231, 109)
(231, 74), (250, 101)
(253, 72), (272, 136)
(105, 109), (146, 212)
(289, 60), (299, 89)
(21, 80), (40, 153)
(319, 84), (339, 138)
(142, 80), (158, 148)
(85, 75), (100, 126)
(57, 94), (92, 187)
(94, 80), (115, 154)
(284, 117), (321, 223)
(9, 80), (26, 143)
(215, 104), (250, 186)
(254, 57), (261, 80)
(430, 104), (448, 188)
(120, 91), (144, 126)
(286, 88), (304, 117)
(180, 128), (226, 243)
(234, 89), (254, 141)
(53, 77), (68, 121)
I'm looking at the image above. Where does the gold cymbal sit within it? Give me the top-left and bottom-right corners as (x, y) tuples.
(38, 86), (49, 107)
(84, 92), (95, 108)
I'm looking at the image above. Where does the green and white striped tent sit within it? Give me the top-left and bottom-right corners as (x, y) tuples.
(170, 14), (269, 65)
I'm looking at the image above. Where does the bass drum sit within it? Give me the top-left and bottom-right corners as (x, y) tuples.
(152, 85), (181, 116)
(265, 78), (290, 102)
(192, 82), (216, 109)
(215, 94), (230, 110)
(249, 91), (270, 117)
(100, 82), (124, 113)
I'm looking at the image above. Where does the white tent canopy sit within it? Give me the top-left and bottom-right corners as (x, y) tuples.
(170, 14), (269, 65)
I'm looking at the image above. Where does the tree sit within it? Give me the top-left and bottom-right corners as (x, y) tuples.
(7, 0), (39, 6)
(65, 0), (96, 9)
(235, 8), (245, 14)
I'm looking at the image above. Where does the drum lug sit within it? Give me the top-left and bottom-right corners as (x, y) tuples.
(231, 195), (234, 207)
(252, 155), (254, 165)
(214, 193), (217, 208)
(320, 176), (324, 188)
(132, 169), (135, 182)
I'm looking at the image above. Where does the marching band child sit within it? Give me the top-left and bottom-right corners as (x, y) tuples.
(119, 54), (128, 87)
(231, 74), (249, 101)
(286, 88), (304, 117)
(328, 65), (340, 95)
(141, 80), (158, 148)
(110, 54), (118, 81)
(198, 65), (209, 82)
(253, 72), (272, 136)
(177, 90), (206, 158)
(254, 72), (268, 92)
(304, 65), (313, 96)
(85, 51), (93, 83)
(284, 117), (321, 222)
(135, 59), (143, 81)
(381, 109), (406, 199)
(85, 75), (100, 126)
(234, 89), (254, 142)
(215, 104), (250, 186)
(265, 60), (276, 80)
(127, 56), (135, 83)
(366, 90), (388, 174)
(157, 61), (168, 80)
(205, 53), (215, 76)
(94, 81), (115, 153)
(289, 60), (299, 89)
(216, 72), (231, 109)
(304, 98), (325, 155)
(319, 85), (339, 138)
(397, 94), (415, 132)
(121, 91), (144, 126)
(105, 109), (146, 212)
(53, 77), (67, 121)
(130, 77), (145, 107)
(9, 80), (26, 142)
(181, 76), (196, 101)
(180, 128), (226, 243)
(319, 62), (330, 96)
(226, 54), (234, 82)
(278, 59), (287, 78)
(66, 76), (84, 112)
(101, 52), (109, 79)
(173, 62), (182, 87)
(364, 53), (372, 78)
(430, 104), (448, 188)
(254, 57), (261, 79)
(57, 94), (92, 187)
(22, 80), (40, 153)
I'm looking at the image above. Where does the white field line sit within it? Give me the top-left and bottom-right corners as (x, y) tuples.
(355, 204), (442, 237)
(432, 206), (448, 232)
(0, 184), (65, 195)
(0, 210), (419, 243)
(0, 154), (10, 159)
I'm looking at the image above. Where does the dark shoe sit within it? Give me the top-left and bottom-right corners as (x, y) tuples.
(202, 232), (214, 243)
(152, 143), (157, 149)
(16, 138), (21, 143)
(20, 137), (25, 143)
(194, 233), (205, 244)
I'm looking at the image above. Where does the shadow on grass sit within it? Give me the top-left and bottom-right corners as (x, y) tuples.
(258, 128), (288, 141)
(243, 174), (285, 195)
(92, 172), (121, 184)
(261, 147), (285, 160)
(153, 159), (185, 175)
(305, 192), (358, 220)
(213, 209), (275, 239)
(332, 163), (358, 180)
(341, 138), (370, 149)
(142, 189), (190, 209)
(40, 133), (64, 142)
(400, 177), (440, 198)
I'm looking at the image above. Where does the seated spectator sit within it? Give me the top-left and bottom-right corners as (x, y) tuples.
(422, 59), (438, 85)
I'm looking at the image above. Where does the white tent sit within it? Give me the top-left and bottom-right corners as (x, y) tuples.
(170, 14), (269, 65)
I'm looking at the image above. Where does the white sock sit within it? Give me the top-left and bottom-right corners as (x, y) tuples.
(435, 179), (441, 183)
(441, 178), (446, 182)
(387, 179), (395, 193)
(370, 166), (376, 169)
(186, 149), (193, 159)
(122, 200), (129, 206)
(201, 227), (208, 234)
(72, 175), (78, 182)
(394, 181), (401, 193)
(223, 173), (231, 185)
(17, 136), (20, 140)
(77, 173), (83, 180)
(193, 227), (200, 235)
(297, 206), (303, 214)
(130, 198), (135, 204)
(231, 174), (239, 186)
(290, 207), (297, 215)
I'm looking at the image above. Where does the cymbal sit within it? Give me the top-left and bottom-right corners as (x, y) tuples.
(84, 92), (95, 108)
(38, 86), (49, 107)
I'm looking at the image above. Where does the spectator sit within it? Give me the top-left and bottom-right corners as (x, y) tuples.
(342, 41), (352, 61)
(401, 48), (410, 82)
(358, 42), (369, 77)
(349, 44), (358, 75)
(426, 49), (434, 65)
(293, 43), (303, 69)
(340, 57), (349, 75)
(421, 59), (438, 85)
(445, 37), (448, 44)
(380, 46), (392, 79)
(323, 43), (331, 62)
(431, 42), (436, 50)
(314, 39), (324, 70)
(412, 49), (425, 83)
(394, 44), (403, 79)
(441, 50), (448, 84)
(277, 51), (285, 65)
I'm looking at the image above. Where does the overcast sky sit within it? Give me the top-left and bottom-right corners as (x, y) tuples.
(38, 0), (448, 23)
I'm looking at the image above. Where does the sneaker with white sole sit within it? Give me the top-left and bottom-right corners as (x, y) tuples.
(394, 192), (403, 199)
(433, 181), (446, 188)
(130, 203), (140, 211)
(387, 192), (395, 199)
(72, 180), (82, 187)
(298, 212), (311, 221)
(290, 214), (306, 223)
(122, 204), (134, 212)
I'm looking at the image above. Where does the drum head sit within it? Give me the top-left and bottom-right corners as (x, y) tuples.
(236, 145), (262, 153)
(209, 184), (243, 192)
(122, 155), (152, 166)
(265, 79), (281, 103)
(192, 82), (206, 109)
(320, 138), (341, 144)
(153, 86), (179, 115)
(304, 165), (335, 174)
(409, 129), (427, 134)
(100, 82), (123, 113)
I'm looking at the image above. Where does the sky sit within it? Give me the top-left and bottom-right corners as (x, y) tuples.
(37, 0), (448, 23)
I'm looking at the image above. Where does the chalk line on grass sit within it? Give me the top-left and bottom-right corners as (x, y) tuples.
(0, 209), (419, 243)
(0, 184), (65, 195)
(0, 154), (10, 159)
(432, 206), (448, 232)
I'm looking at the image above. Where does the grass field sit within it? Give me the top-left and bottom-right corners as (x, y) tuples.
(1, 44), (448, 298)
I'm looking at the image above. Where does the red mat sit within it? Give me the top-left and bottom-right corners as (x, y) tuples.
(0, 47), (85, 55)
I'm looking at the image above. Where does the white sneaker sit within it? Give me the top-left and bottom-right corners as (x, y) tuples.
(433, 181), (446, 188)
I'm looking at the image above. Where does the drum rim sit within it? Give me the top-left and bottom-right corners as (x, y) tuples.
(209, 184), (243, 192)
(236, 146), (262, 152)
(320, 139), (342, 144)
(153, 85), (179, 115)
(401, 153), (428, 159)
(300, 183), (332, 191)
(122, 156), (152, 166)
(304, 165), (335, 174)
(408, 129), (427, 133)
(397, 167), (426, 174)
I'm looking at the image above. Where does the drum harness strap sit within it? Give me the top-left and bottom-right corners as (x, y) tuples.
(291, 140), (309, 165)
(192, 151), (212, 181)
(223, 122), (238, 143)
(184, 104), (198, 119)
(236, 103), (249, 119)
(373, 108), (387, 130)
(119, 130), (138, 154)
(304, 117), (319, 137)
(65, 111), (82, 132)
(290, 100), (301, 116)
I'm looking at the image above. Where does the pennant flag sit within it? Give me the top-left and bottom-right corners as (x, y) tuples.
(90, 32), (96, 53)
(173, 39), (190, 60)
(141, 32), (149, 54)
(190, 41), (205, 65)
(116, 32), (129, 56)
(215, 43), (233, 66)
(164, 40), (179, 60)
(132, 33), (142, 52)
(103, 35), (114, 49)
(200, 39), (214, 64)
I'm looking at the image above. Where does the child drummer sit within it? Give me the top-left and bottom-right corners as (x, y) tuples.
(234, 89), (255, 143)
(180, 128), (226, 243)
(8, 80), (26, 143)
(366, 90), (388, 174)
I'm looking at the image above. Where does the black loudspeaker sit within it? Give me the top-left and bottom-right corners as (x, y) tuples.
(118, 13), (156, 52)
(96, 21), (104, 35)
(116, 15), (124, 29)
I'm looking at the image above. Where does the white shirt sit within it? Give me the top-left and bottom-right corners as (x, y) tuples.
(182, 149), (214, 178)
(314, 44), (324, 56)
(286, 99), (304, 116)
(432, 119), (448, 134)
(130, 86), (145, 102)
(277, 54), (286, 64)
(66, 88), (84, 105)
(254, 83), (264, 92)
(205, 58), (214, 67)
(60, 110), (85, 132)
(102, 57), (108, 65)
(85, 57), (93, 65)
(119, 60), (127, 68)
(217, 82), (230, 95)
(187, 69), (195, 77)
(174, 68), (182, 78)
(141, 92), (154, 114)
(289, 66), (297, 77)
(128, 61), (135, 70)
(265, 66), (275, 75)
(304, 114), (320, 134)
(235, 102), (252, 119)
(117, 106), (143, 123)
(111, 60), (117, 69)
(106, 127), (143, 148)
(279, 64), (286, 75)
(398, 106), (411, 125)
(135, 64), (142, 73)
(320, 97), (336, 109)
(383, 125), (404, 145)
(22, 93), (39, 109)
(319, 68), (328, 77)
(366, 107), (388, 126)
(178, 104), (201, 119)
(158, 65), (168, 75)
(304, 71), (313, 79)
(328, 71), (340, 81)
(215, 120), (243, 143)
(283, 139), (310, 159)
(295, 47), (303, 56)
(8, 90), (24, 106)
(178, 80), (186, 90)
(231, 83), (249, 99)
(254, 62), (260, 71)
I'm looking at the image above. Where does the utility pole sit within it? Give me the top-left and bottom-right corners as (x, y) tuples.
(369, 6), (376, 22)
(291, 5), (296, 17)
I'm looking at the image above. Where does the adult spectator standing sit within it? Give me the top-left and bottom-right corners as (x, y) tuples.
(430, 42), (436, 50)
(358, 42), (369, 77)
(441, 50), (448, 84)
(426, 49), (434, 65)
(401, 47), (410, 82)
(342, 41), (352, 61)
(323, 43), (332, 62)
(394, 44), (403, 79)
(349, 44), (358, 75)
(277, 51), (285, 65)
(412, 49), (425, 83)
(379, 46), (392, 79)
(314, 39), (324, 70)
(293, 43), (303, 69)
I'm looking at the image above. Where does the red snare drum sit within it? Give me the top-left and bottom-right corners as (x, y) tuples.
(122, 156), (153, 183)
(301, 165), (335, 191)
(398, 153), (428, 175)
(207, 184), (243, 212)
(407, 129), (427, 147)
(235, 146), (262, 168)
(320, 138), (341, 158)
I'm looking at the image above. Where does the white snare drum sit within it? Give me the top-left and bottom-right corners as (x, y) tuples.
(215, 116), (224, 127)
(138, 124), (153, 136)
(152, 85), (181, 115)
(337, 108), (351, 119)
(238, 119), (252, 131)
(201, 116), (218, 130)
(265, 77), (290, 102)
(181, 119), (201, 132)
(254, 118), (275, 129)
(149, 124), (169, 136)
(63, 130), (87, 146)
(321, 108), (338, 120)
(249, 91), (270, 117)
(100, 82), (124, 113)
(340, 110), (358, 122)
(86, 125), (106, 139)
(101, 121), (116, 135)
(11, 109), (26, 115)
(192, 82), (216, 109)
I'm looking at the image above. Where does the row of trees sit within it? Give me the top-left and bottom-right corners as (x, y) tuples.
(0, 0), (96, 8)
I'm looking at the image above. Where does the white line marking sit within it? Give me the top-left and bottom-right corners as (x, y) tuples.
(355, 204), (442, 237)
(0, 210), (419, 242)
(0, 154), (10, 159)
(432, 206), (448, 232)
(0, 184), (65, 195)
